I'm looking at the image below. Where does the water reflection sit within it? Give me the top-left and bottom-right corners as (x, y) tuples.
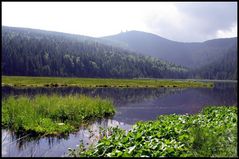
(2, 119), (131, 157)
(1, 82), (237, 157)
(1, 86), (184, 107)
(113, 82), (237, 124)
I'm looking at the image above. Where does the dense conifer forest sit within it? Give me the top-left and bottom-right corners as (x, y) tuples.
(2, 26), (237, 79)
(2, 26), (188, 78)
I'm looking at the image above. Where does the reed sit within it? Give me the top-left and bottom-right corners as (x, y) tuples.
(2, 94), (115, 135)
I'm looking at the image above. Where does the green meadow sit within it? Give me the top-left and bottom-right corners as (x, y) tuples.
(2, 76), (213, 88)
(2, 94), (115, 136)
(69, 106), (237, 157)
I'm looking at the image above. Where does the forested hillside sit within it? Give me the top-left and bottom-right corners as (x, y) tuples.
(2, 26), (188, 78)
(189, 46), (237, 79)
(2, 26), (237, 80)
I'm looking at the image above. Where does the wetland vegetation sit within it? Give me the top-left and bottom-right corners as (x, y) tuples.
(2, 94), (115, 136)
(68, 106), (237, 157)
(2, 76), (213, 88)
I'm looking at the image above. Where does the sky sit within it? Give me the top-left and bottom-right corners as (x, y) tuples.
(2, 2), (237, 42)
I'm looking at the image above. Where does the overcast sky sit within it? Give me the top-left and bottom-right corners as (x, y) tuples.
(2, 2), (237, 42)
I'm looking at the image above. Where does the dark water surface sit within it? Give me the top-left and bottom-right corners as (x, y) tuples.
(1, 82), (237, 157)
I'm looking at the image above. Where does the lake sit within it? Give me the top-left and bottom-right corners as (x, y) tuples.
(1, 81), (237, 157)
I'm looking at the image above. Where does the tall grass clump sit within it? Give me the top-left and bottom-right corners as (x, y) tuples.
(2, 94), (115, 135)
(69, 106), (237, 157)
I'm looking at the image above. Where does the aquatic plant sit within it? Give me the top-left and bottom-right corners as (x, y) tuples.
(68, 106), (237, 157)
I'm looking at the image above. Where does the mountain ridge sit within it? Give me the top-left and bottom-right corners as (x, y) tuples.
(102, 30), (237, 68)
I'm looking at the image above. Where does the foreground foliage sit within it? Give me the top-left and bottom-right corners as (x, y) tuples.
(2, 76), (213, 88)
(2, 95), (115, 135)
(69, 106), (237, 157)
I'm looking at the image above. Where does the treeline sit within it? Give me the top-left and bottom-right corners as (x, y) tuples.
(2, 26), (188, 78)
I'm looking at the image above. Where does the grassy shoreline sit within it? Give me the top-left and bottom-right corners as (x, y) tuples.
(69, 106), (237, 157)
(2, 94), (115, 136)
(2, 76), (214, 88)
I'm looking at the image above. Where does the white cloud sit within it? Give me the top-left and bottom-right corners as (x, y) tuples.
(216, 23), (237, 39)
(144, 2), (237, 42)
(2, 2), (237, 41)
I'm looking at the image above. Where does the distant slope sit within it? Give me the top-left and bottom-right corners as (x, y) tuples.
(2, 26), (188, 78)
(190, 45), (237, 80)
(102, 31), (237, 69)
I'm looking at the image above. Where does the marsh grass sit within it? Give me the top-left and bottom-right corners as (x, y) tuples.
(2, 76), (213, 88)
(2, 94), (115, 136)
(69, 106), (237, 157)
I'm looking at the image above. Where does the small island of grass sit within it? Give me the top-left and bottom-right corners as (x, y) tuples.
(2, 76), (214, 88)
(2, 94), (115, 136)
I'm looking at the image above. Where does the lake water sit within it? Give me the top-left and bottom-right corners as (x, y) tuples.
(1, 81), (237, 157)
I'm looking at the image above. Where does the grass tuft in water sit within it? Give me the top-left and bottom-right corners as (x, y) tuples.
(2, 94), (115, 136)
